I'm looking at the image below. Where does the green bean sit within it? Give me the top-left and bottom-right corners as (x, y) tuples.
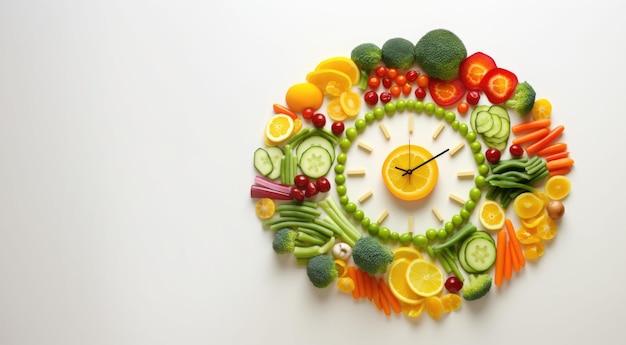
(268, 220), (334, 238)
(525, 158), (546, 176)
(284, 128), (311, 146)
(261, 216), (302, 227)
(275, 204), (321, 216)
(276, 210), (316, 221)
(491, 159), (528, 173)
(488, 180), (535, 192)
(529, 168), (550, 185)
(437, 252), (452, 273)
(296, 230), (327, 246)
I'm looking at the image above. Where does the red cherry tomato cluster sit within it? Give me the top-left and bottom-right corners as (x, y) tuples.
(290, 175), (331, 201)
(363, 66), (420, 106)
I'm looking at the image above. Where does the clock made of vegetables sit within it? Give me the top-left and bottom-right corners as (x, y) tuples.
(251, 29), (573, 320)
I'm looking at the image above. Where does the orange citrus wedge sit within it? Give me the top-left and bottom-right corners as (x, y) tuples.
(424, 296), (445, 319)
(255, 198), (275, 219)
(523, 241), (545, 260)
(478, 200), (506, 231)
(535, 216), (557, 240)
(387, 258), (425, 305)
(381, 145), (439, 201)
(531, 98), (552, 120)
(314, 56), (360, 85)
(515, 226), (541, 244)
(402, 301), (425, 318)
(441, 293), (462, 312)
(306, 69), (352, 97)
(326, 98), (348, 122)
(405, 258), (444, 297)
(339, 90), (361, 117)
(544, 175), (571, 201)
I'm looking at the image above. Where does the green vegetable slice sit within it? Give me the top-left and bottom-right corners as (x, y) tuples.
(254, 148), (273, 177)
(298, 146), (333, 179)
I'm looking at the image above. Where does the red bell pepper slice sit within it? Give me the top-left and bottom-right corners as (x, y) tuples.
(428, 78), (466, 107)
(479, 67), (518, 104)
(459, 52), (497, 90)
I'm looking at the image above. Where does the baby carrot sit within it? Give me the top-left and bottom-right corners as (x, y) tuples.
(505, 218), (525, 268)
(272, 104), (298, 119)
(537, 142), (567, 156)
(358, 269), (369, 299)
(371, 275), (382, 310)
(512, 128), (550, 146)
(347, 266), (359, 300)
(377, 279), (392, 315)
(353, 266), (364, 299)
(361, 269), (373, 300)
(510, 239), (521, 272)
(545, 151), (570, 162)
(549, 166), (572, 177)
(495, 230), (506, 286)
(379, 278), (402, 314)
(525, 125), (565, 155)
(511, 118), (551, 134)
(504, 240), (513, 281)
(546, 157), (575, 172)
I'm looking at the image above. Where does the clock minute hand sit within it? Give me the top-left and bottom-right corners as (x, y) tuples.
(402, 148), (450, 176)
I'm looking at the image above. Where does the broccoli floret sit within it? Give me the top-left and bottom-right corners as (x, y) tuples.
(351, 43), (382, 89)
(306, 254), (338, 288)
(273, 228), (336, 259)
(381, 37), (415, 70)
(351, 237), (395, 275)
(272, 228), (298, 254)
(504, 81), (536, 116)
(462, 274), (492, 301)
(414, 29), (467, 81)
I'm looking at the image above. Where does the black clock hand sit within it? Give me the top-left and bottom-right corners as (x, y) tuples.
(395, 166), (410, 173)
(402, 148), (450, 176)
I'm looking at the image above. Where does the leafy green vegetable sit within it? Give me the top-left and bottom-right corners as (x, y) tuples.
(504, 81), (536, 116)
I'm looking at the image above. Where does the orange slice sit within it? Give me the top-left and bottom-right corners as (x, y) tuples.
(441, 293), (462, 312)
(392, 247), (422, 262)
(402, 301), (425, 318)
(544, 175), (571, 201)
(478, 200), (506, 231)
(326, 98), (348, 122)
(265, 114), (295, 144)
(531, 98), (552, 120)
(513, 192), (545, 219)
(306, 69), (352, 97)
(523, 241), (545, 260)
(336, 277), (355, 293)
(381, 145), (439, 201)
(255, 198), (275, 219)
(515, 226), (541, 244)
(334, 259), (348, 278)
(285, 82), (324, 113)
(387, 258), (425, 305)
(405, 258), (444, 297)
(339, 90), (361, 117)
(520, 211), (547, 228)
(314, 56), (360, 85)
(424, 296), (445, 319)
(535, 216), (557, 240)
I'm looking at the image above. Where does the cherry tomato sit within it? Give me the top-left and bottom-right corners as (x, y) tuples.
(509, 144), (524, 157)
(414, 87), (426, 99)
(304, 182), (318, 198)
(444, 276), (463, 293)
(312, 113), (326, 128)
(375, 66), (387, 78)
(290, 187), (305, 202)
(416, 74), (430, 88)
(406, 70), (419, 82)
(382, 77), (393, 89)
(466, 90), (480, 105)
(379, 91), (392, 103)
(485, 148), (501, 164)
(331, 121), (345, 136)
(390, 85), (401, 98)
(363, 90), (378, 106)
(457, 101), (469, 114)
(316, 177), (331, 193)
(367, 76), (380, 89)
(293, 174), (310, 189)
(402, 83), (412, 96)
(386, 68), (398, 79)
(395, 74), (407, 86)
(302, 107), (314, 119)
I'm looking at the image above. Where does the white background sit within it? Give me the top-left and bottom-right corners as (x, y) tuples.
(1, 1), (624, 344)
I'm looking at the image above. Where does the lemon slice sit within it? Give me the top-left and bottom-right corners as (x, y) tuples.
(405, 258), (444, 297)
(544, 175), (571, 201)
(265, 114), (294, 144)
(387, 258), (424, 305)
(392, 247), (422, 262)
(478, 200), (506, 231)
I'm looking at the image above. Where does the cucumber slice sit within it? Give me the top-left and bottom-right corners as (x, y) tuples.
(265, 146), (284, 180)
(488, 105), (510, 120)
(298, 146), (333, 179)
(493, 117), (510, 140)
(463, 237), (497, 273)
(475, 111), (494, 134)
(483, 114), (502, 138)
(296, 135), (336, 162)
(467, 231), (495, 244)
(457, 240), (478, 274)
(253, 148), (273, 177)
(470, 105), (490, 132)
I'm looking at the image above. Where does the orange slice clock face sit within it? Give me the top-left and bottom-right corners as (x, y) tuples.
(381, 144), (440, 201)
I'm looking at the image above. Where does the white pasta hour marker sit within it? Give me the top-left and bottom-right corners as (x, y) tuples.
(358, 140), (373, 153)
(449, 142), (465, 156)
(379, 123), (391, 140)
(432, 207), (444, 223)
(347, 169), (366, 177)
(358, 190), (373, 203)
(449, 193), (466, 206)
(377, 209), (389, 224)
(408, 215), (414, 233)
(457, 170), (475, 179)
(408, 114), (414, 134)
(432, 123), (445, 139)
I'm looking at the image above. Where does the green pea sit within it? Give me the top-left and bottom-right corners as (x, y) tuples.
(451, 120), (460, 130)
(334, 164), (345, 174)
(406, 99), (416, 111)
(344, 202), (357, 213)
(399, 232), (413, 244)
(426, 228), (437, 240)
(444, 110), (456, 123)
(345, 127), (358, 141)
(378, 227), (391, 240)
(437, 228), (448, 240)
(460, 208), (471, 220)
(368, 222), (380, 236)
(459, 123), (469, 136)
(336, 152), (348, 164)
(474, 175), (487, 188)
(390, 231), (400, 242)
(412, 234), (428, 248)
(360, 217), (370, 229)
(478, 164), (490, 176)
(335, 174), (346, 185)
(355, 119), (367, 132)
(384, 102), (396, 115)
(414, 101), (424, 113)
(339, 195), (349, 205)
(396, 100), (406, 112)
(336, 184), (347, 196)
(444, 221), (454, 232)
(470, 141), (482, 153)
(474, 153), (485, 164)
(452, 214), (464, 226)
(469, 187), (482, 201)
(339, 138), (351, 151)
(435, 106), (445, 119)
(424, 102), (435, 115)
(465, 131), (477, 143)
(364, 112), (375, 124)
(465, 199), (476, 211)
(373, 106), (385, 120)
(353, 209), (364, 221)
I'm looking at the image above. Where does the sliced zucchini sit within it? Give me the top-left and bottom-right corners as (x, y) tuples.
(265, 146), (284, 180)
(298, 146), (333, 179)
(463, 237), (497, 273)
(253, 148), (273, 177)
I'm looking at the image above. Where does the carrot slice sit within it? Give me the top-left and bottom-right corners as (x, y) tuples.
(504, 239), (513, 281)
(549, 166), (572, 177)
(505, 219), (525, 268)
(272, 104), (298, 119)
(512, 128), (550, 146)
(525, 125), (565, 155)
(547, 158), (575, 172)
(545, 151), (570, 162)
(347, 266), (359, 300)
(511, 118), (551, 134)
(379, 278), (402, 314)
(495, 230), (506, 286)
(537, 142), (567, 156)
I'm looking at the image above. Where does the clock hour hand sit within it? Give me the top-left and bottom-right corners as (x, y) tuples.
(395, 166), (410, 173)
(402, 148), (450, 176)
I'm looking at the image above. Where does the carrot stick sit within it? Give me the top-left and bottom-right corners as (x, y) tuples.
(545, 151), (570, 162)
(371, 275), (382, 310)
(357, 269), (368, 299)
(505, 219), (525, 268)
(549, 166), (572, 177)
(360, 269), (373, 300)
(525, 125), (565, 155)
(353, 266), (364, 299)
(495, 230), (506, 286)
(377, 279), (392, 315)
(272, 104), (298, 119)
(511, 118), (551, 134)
(512, 128), (550, 146)
(504, 240), (513, 281)
(347, 266), (359, 300)
(510, 239), (521, 272)
(378, 278), (402, 314)
(537, 142), (567, 156)
(546, 158), (575, 172)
